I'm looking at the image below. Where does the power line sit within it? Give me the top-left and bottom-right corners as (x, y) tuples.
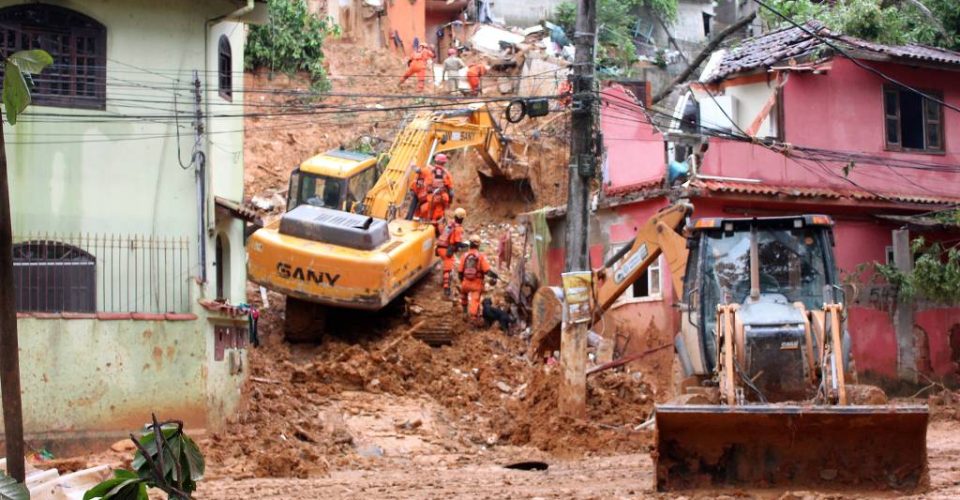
(752, 0), (960, 115)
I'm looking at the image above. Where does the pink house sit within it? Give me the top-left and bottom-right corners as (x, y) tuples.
(537, 24), (960, 392)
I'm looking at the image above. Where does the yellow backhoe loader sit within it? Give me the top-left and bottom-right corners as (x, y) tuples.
(530, 202), (928, 492)
(247, 105), (509, 341)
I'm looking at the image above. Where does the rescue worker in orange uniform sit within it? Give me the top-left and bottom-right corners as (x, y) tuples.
(420, 186), (450, 226)
(557, 79), (573, 108)
(466, 63), (488, 96)
(399, 44), (435, 92)
(407, 162), (433, 219)
(458, 234), (498, 320)
(430, 153), (454, 201)
(436, 207), (467, 297)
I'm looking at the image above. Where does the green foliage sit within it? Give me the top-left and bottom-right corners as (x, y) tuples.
(762, 0), (960, 50)
(3, 49), (53, 125)
(245, 0), (341, 91)
(85, 418), (205, 500)
(932, 208), (960, 225)
(865, 237), (960, 305)
(0, 470), (29, 500)
(552, 0), (679, 73)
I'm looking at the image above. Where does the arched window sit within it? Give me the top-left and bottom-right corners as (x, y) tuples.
(218, 35), (232, 100)
(13, 240), (96, 312)
(0, 4), (106, 109)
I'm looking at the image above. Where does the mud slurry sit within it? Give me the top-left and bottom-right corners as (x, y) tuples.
(204, 267), (658, 482)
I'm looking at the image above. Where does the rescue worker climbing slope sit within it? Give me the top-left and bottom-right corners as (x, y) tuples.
(407, 163), (433, 219)
(458, 234), (497, 321)
(437, 208), (467, 297)
(399, 44), (435, 92)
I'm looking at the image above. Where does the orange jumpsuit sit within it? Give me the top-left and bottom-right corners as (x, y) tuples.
(436, 219), (464, 293)
(558, 80), (573, 107)
(458, 248), (491, 319)
(419, 189), (449, 224)
(400, 46), (435, 92)
(430, 164), (454, 199)
(466, 64), (487, 95)
(408, 168), (433, 218)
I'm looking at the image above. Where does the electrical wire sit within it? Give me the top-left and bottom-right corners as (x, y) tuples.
(751, 0), (960, 115)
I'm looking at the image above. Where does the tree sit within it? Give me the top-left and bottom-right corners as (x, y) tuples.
(553, 0), (679, 73)
(0, 48), (53, 484)
(762, 0), (960, 50)
(245, 0), (340, 91)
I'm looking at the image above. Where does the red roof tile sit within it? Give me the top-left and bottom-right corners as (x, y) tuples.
(705, 21), (960, 82)
(603, 178), (663, 196)
(692, 180), (960, 205)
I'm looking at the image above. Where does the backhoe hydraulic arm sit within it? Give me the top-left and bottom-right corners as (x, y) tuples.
(529, 202), (692, 357)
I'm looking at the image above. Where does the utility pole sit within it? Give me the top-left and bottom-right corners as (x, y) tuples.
(559, 0), (597, 418)
(193, 71), (207, 283)
(0, 120), (25, 482)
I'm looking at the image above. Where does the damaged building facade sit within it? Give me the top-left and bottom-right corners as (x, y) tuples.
(537, 23), (960, 391)
(6, 0), (261, 452)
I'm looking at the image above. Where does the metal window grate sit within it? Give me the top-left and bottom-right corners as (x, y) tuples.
(13, 233), (191, 314)
(0, 4), (106, 109)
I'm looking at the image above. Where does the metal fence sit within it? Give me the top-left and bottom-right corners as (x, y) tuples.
(13, 233), (191, 314)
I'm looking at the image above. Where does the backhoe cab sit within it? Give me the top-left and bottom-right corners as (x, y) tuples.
(675, 214), (843, 396)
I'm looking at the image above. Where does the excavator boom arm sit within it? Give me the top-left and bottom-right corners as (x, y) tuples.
(363, 106), (507, 219)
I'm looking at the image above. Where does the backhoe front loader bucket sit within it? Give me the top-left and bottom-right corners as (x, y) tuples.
(655, 404), (928, 492)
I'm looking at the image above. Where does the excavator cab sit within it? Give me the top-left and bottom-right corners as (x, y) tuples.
(658, 214), (928, 493)
(286, 149), (379, 213)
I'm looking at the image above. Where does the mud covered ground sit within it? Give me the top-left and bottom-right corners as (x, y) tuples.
(196, 420), (960, 499)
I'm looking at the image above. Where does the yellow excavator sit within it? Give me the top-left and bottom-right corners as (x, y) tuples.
(530, 202), (928, 492)
(247, 105), (509, 341)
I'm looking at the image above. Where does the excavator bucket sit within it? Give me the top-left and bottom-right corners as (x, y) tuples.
(655, 404), (929, 492)
(477, 171), (535, 202)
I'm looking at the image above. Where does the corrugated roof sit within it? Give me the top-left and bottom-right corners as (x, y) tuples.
(704, 21), (960, 82)
(692, 180), (960, 205)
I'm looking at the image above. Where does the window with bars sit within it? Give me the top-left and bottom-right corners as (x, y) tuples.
(218, 35), (232, 101)
(0, 4), (106, 109)
(883, 85), (944, 153)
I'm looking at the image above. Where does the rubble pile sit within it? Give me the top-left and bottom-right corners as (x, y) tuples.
(204, 308), (658, 479)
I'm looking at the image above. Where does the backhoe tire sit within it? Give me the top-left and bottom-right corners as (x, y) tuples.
(284, 297), (327, 343)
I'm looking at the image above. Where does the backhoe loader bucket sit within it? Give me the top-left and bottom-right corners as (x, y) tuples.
(528, 286), (563, 359)
(655, 404), (928, 492)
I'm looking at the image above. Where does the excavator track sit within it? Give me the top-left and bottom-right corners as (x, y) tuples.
(412, 316), (456, 347)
